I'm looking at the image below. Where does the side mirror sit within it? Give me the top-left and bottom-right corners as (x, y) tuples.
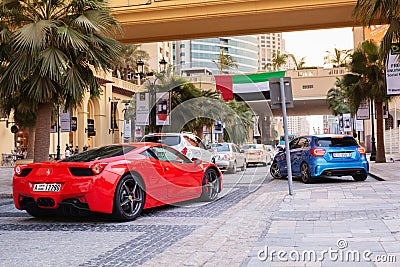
(206, 144), (211, 150)
(192, 158), (201, 165)
(240, 149), (244, 153)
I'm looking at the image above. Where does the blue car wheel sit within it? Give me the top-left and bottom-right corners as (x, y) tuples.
(300, 162), (312, 184)
(270, 161), (283, 179)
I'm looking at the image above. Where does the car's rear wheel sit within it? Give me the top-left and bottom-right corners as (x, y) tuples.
(228, 162), (237, 174)
(112, 174), (146, 221)
(352, 173), (368, 181)
(200, 169), (220, 201)
(270, 160), (283, 179)
(242, 161), (247, 171)
(301, 162), (312, 184)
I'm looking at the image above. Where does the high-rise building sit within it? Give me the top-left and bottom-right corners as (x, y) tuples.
(258, 33), (284, 70)
(140, 41), (173, 72)
(173, 36), (259, 75)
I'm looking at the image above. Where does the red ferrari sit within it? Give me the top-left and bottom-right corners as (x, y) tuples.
(13, 143), (222, 221)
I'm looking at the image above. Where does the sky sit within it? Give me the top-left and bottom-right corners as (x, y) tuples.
(282, 27), (354, 67)
(282, 27), (354, 133)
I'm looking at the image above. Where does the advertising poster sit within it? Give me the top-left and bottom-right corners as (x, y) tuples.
(386, 43), (400, 96)
(135, 125), (142, 138)
(343, 113), (352, 132)
(136, 92), (150, 125)
(156, 92), (170, 126)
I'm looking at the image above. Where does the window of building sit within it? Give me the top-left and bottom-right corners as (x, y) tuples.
(302, 85), (314, 90)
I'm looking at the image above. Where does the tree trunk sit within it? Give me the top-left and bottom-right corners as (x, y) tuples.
(195, 125), (204, 140)
(26, 127), (36, 159)
(375, 100), (386, 163)
(33, 102), (53, 162)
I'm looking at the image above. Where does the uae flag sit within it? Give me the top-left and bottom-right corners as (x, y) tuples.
(215, 71), (285, 101)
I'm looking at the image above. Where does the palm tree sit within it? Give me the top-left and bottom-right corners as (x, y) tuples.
(326, 78), (351, 116)
(270, 51), (289, 71)
(353, 0), (400, 61)
(341, 40), (388, 163)
(213, 49), (238, 74)
(324, 48), (351, 67)
(0, 0), (121, 162)
(289, 54), (306, 70)
(222, 100), (253, 144)
(114, 44), (149, 81)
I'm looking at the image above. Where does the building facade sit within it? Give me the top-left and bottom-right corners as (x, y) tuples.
(173, 36), (259, 75)
(257, 33), (284, 70)
(0, 71), (138, 161)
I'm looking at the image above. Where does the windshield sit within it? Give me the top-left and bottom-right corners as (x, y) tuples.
(142, 135), (181, 146)
(213, 143), (230, 152)
(315, 137), (358, 147)
(61, 145), (136, 162)
(242, 144), (262, 150)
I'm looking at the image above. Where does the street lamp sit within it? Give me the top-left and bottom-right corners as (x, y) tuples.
(370, 99), (376, 161)
(137, 57), (168, 133)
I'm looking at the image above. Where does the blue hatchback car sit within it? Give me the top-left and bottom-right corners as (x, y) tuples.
(270, 134), (369, 183)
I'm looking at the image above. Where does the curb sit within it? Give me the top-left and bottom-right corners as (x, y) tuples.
(368, 172), (385, 181)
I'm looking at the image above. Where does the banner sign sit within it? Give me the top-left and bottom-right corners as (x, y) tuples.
(156, 92), (170, 126)
(60, 109), (71, 132)
(343, 113), (352, 132)
(356, 100), (370, 120)
(386, 43), (400, 95)
(110, 102), (118, 129)
(135, 125), (142, 138)
(124, 120), (132, 138)
(136, 93), (150, 126)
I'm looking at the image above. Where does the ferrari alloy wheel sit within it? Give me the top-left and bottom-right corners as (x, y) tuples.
(270, 161), (282, 179)
(113, 175), (146, 221)
(301, 162), (312, 184)
(200, 169), (220, 201)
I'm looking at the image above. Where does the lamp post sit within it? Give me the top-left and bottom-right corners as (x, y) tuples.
(370, 99), (376, 161)
(137, 57), (168, 133)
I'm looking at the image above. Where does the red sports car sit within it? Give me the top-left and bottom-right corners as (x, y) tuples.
(13, 143), (222, 221)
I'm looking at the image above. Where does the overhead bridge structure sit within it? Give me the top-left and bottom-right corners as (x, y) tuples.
(110, 0), (359, 43)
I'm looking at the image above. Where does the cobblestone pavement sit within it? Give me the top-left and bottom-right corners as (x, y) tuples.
(1, 164), (399, 267)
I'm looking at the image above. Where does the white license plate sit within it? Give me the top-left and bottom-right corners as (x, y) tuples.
(33, 183), (61, 192)
(333, 152), (351, 158)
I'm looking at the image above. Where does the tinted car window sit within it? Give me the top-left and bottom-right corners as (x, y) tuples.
(149, 146), (192, 163)
(315, 137), (358, 147)
(61, 145), (136, 162)
(142, 135), (181, 146)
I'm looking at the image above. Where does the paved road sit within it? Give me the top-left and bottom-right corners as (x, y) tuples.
(0, 165), (382, 267)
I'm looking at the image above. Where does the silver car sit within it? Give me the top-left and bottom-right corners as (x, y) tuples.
(212, 143), (246, 174)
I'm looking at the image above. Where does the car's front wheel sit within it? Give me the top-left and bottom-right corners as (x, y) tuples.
(270, 160), (283, 179)
(112, 174), (146, 221)
(352, 173), (368, 181)
(200, 169), (220, 201)
(300, 162), (312, 184)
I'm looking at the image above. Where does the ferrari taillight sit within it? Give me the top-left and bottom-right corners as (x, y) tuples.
(91, 163), (108, 175)
(310, 148), (326, 157)
(181, 147), (188, 155)
(357, 146), (366, 154)
(223, 154), (231, 160)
